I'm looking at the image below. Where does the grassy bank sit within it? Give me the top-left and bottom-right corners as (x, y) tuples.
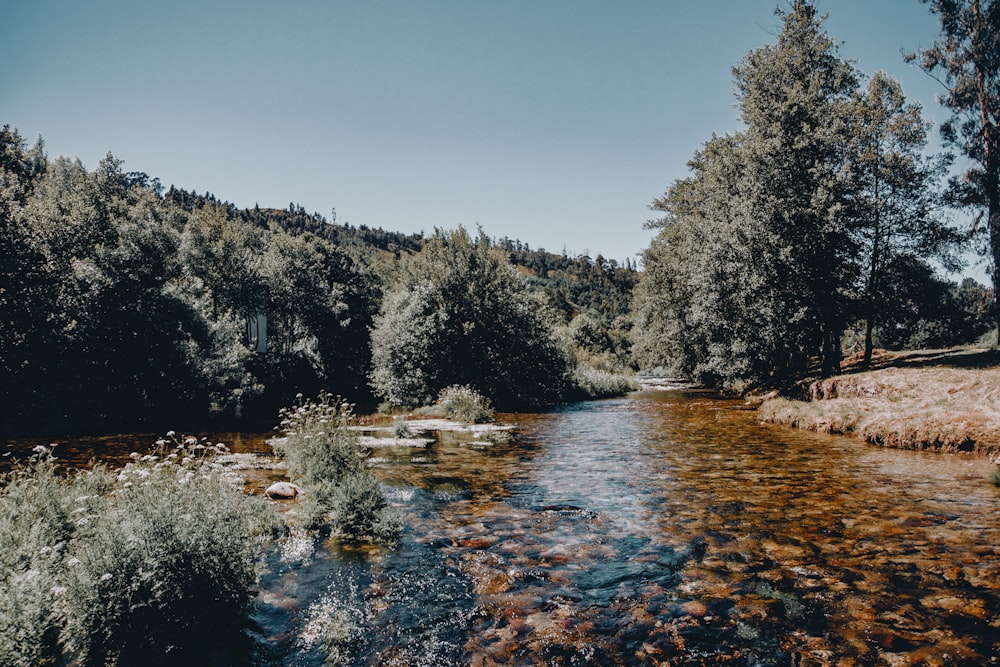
(757, 348), (1000, 456)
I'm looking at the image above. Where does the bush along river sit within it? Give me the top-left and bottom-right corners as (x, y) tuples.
(7, 387), (1000, 665)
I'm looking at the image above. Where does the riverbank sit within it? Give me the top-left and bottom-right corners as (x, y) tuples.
(757, 347), (1000, 457)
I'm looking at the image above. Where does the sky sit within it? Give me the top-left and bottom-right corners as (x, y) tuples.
(1, 0), (978, 274)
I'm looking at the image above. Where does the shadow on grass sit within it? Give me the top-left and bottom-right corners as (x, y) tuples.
(865, 348), (1000, 371)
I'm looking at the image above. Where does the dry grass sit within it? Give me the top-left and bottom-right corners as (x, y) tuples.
(758, 348), (1000, 456)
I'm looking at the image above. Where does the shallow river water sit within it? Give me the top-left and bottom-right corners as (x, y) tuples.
(6, 388), (1000, 665)
(253, 388), (1000, 666)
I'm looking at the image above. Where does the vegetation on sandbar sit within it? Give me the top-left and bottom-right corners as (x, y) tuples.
(758, 348), (1000, 456)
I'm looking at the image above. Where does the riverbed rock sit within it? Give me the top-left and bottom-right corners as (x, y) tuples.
(265, 481), (301, 500)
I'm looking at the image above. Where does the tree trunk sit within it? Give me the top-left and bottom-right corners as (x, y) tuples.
(820, 323), (841, 377)
(863, 316), (875, 369)
(989, 204), (1000, 348)
(972, 0), (999, 346)
(986, 123), (999, 347)
(988, 134), (999, 347)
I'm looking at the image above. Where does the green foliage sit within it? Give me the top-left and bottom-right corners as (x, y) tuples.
(634, 134), (797, 385)
(0, 441), (272, 666)
(572, 366), (639, 399)
(370, 227), (572, 409)
(434, 385), (495, 424)
(568, 312), (613, 355)
(327, 472), (401, 544)
(844, 268), (995, 352)
(274, 394), (364, 486)
(907, 0), (1000, 344)
(275, 394), (400, 541)
(392, 418), (413, 438)
(0, 451), (109, 667)
(0, 133), (381, 433)
(634, 2), (966, 387)
(845, 71), (960, 365)
(62, 439), (273, 665)
(732, 0), (859, 377)
(557, 311), (637, 399)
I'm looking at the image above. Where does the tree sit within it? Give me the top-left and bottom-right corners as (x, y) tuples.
(0, 127), (51, 432)
(370, 228), (571, 408)
(635, 2), (861, 386)
(907, 0), (1000, 343)
(258, 229), (378, 404)
(636, 133), (800, 385)
(733, 0), (859, 376)
(846, 71), (960, 366)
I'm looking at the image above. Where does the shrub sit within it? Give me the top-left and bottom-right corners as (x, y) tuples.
(61, 438), (274, 665)
(392, 418), (413, 438)
(275, 393), (400, 542)
(329, 473), (402, 543)
(0, 439), (273, 667)
(435, 385), (494, 424)
(0, 449), (111, 667)
(572, 365), (639, 399)
(369, 228), (572, 409)
(274, 394), (365, 489)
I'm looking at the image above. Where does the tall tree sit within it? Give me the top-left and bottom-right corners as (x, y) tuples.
(635, 0), (861, 386)
(0, 127), (51, 431)
(733, 0), (859, 376)
(259, 229), (378, 402)
(635, 133), (797, 386)
(907, 0), (1000, 343)
(846, 71), (960, 366)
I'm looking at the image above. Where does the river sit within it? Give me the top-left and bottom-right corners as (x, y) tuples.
(6, 387), (1000, 665)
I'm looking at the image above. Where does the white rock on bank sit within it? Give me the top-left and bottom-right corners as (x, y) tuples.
(265, 481), (301, 500)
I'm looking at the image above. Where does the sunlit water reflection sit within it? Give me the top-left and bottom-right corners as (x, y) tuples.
(7, 389), (1000, 665)
(253, 389), (1000, 665)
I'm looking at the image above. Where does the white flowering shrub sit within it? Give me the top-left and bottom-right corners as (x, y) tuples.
(0, 449), (112, 667)
(434, 385), (494, 424)
(275, 393), (400, 541)
(0, 438), (275, 666)
(60, 436), (275, 664)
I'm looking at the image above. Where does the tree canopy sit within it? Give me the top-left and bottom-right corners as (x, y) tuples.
(633, 1), (973, 387)
(906, 0), (1000, 344)
(370, 228), (572, 409)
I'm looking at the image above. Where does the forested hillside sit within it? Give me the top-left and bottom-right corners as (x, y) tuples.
(0, 128), (636, 436)
(2, 2), (997, 435)
(632, 1), (996, 388)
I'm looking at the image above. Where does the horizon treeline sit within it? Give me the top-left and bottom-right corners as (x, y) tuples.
(1, 3), (997, 435)
(632, 0), (997, 387)
(0, 128), (637, 436)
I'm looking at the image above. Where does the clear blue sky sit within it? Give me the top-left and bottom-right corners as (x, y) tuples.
(1, 0), (967, 269)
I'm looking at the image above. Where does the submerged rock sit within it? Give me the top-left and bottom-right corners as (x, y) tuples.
(265, 481), (301, 500)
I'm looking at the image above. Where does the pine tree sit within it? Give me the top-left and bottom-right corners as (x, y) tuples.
(846, 71), (959, 366)
(733, 0), (859, 376)
(907, 0), (1000, 343)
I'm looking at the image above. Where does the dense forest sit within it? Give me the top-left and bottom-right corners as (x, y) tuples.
(632, 0), (998, 387)
(2, 0), (997, 436)
(0, 132), (637, 436)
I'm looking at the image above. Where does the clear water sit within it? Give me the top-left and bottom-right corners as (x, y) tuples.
(254, 390), (1000, 665)
(7, 389), (1000, 665)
